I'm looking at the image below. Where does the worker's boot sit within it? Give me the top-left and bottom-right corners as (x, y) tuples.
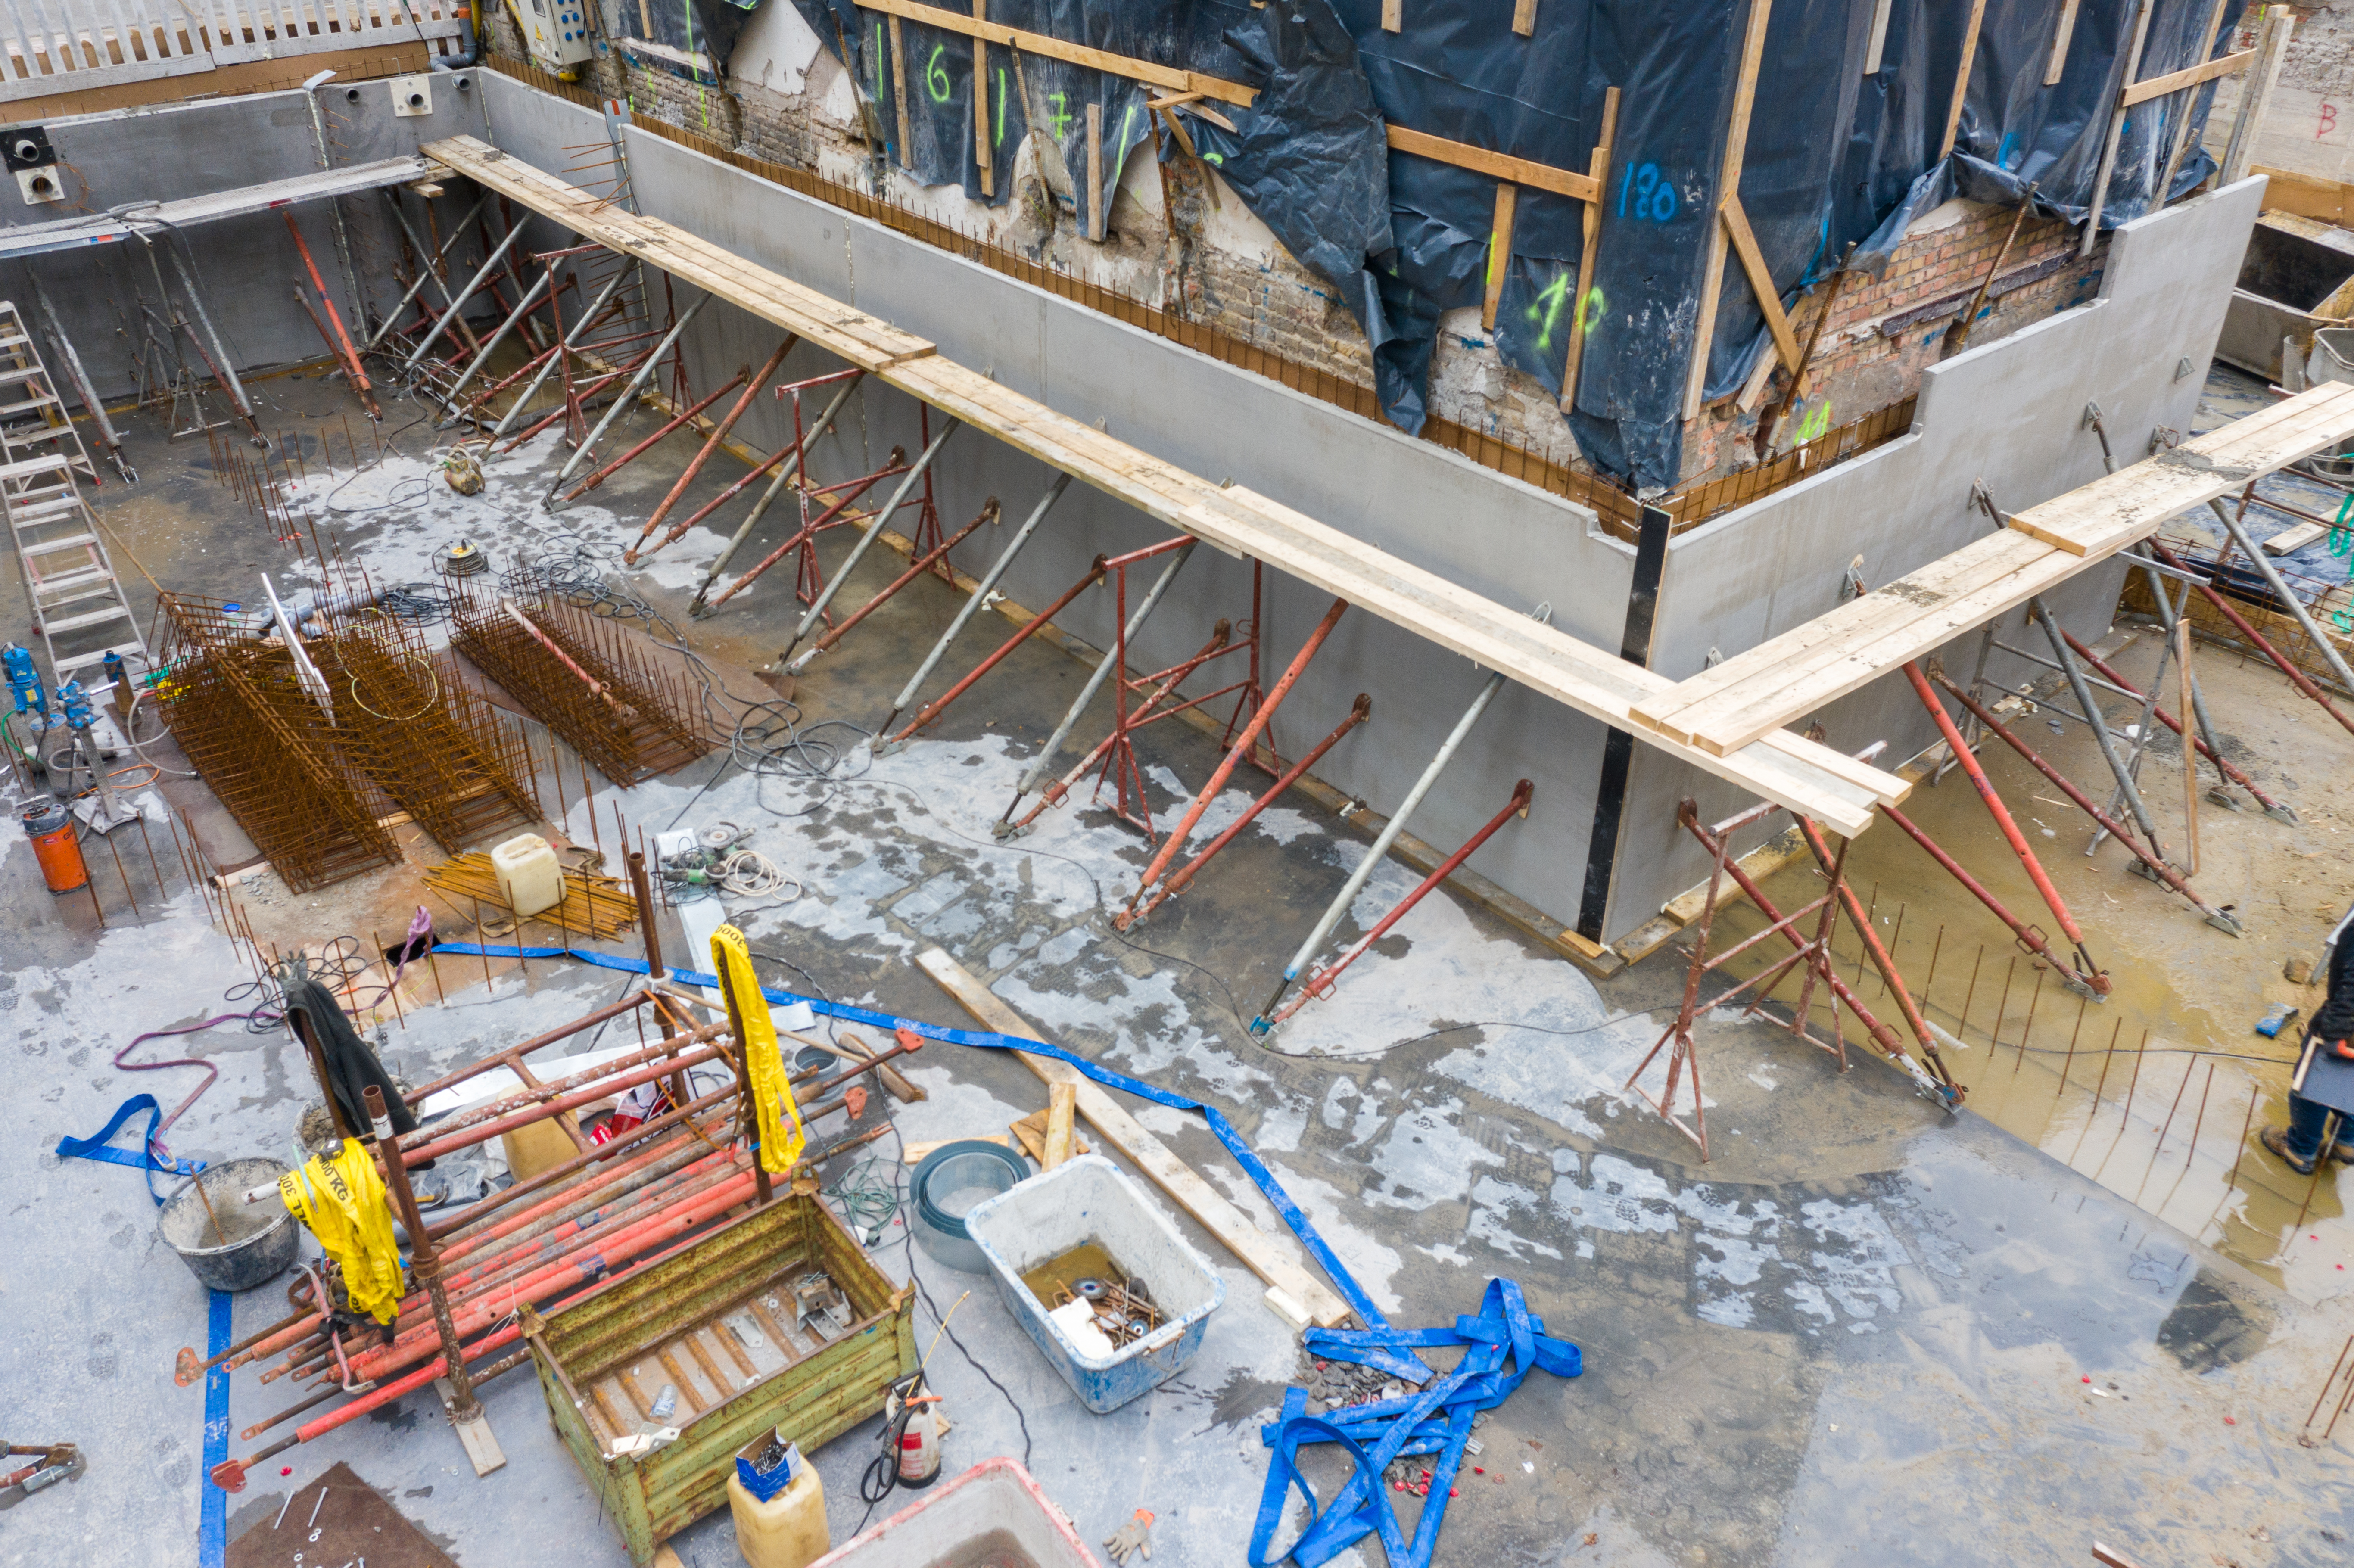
(2335, 1138), (2354, 1166)
(2261, 1126), (2317, 1176)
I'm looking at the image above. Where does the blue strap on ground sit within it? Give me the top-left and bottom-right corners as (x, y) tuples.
(55, 1094), (206, 1205)
(199, 1288), (233, 1568)
(1246, 1278), (1579, 1568)
(433, 942), (1389, 1328)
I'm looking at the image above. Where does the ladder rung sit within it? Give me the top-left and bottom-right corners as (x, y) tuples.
(51, 642), (149, 678)
(0, 453), (68, 481)
(33, 567), (116, 599)
(40, 605), (137, 635)
(18, 531), (97, 556)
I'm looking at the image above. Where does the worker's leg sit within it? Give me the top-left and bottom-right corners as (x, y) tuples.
(2262, 1090), (2336, 1174)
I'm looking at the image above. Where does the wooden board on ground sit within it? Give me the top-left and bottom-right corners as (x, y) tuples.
(915, 946), (1354, 1328)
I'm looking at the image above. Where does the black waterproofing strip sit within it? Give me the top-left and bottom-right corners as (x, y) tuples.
(705, 0), (2236, 489)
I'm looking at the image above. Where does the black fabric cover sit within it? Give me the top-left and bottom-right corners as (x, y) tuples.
(282, 976), (418, 1139)
(767, 0), (2240, 490)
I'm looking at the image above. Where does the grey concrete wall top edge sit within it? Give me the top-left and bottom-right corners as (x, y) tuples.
(549, 90), (1613, 548)
(2102, 176), (2267, 288)
(1663, 427), (1928, 557)
(45, 88), (311, 131)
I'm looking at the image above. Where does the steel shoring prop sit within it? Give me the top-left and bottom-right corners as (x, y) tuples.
(482, 259), (645, 443)
(696, 451), (911, 616)
(2073, 572), (2188, 856)
(556, 363), (744, 507)
(1787, 811), (1963, 1091)
(782, 416), (960, 661)
(129, 227), (265, 444)
(999, 539), (1199, 825)
(1121, 595), (1349, 921)
(1879, 796), (2109, 999)
(2061, 620), (2295, 822)
(146, 232), (260, 445)
(879, 545), (1123, 751)
(623, 337), (797, 563)
(281, 212), (379, 420)
(437, 250), (570, 418)
(544, 293), (714, 501)
(1901, 660), (2108, 980)
(405, 212), (534, 373)
(873, 473), (1075, 740)
(1249, 666), (1510, 1034)
(1931, 669), (2244, 935)
(1262, 778), (1535, 1033)
(2145, 537), (2354, 738)
(2123, 536), (2289, 814)
(1006, 623), (1247, 841)
(372, 189), (492, 352)
(685, 369), (864, 612)
(495, 354), (653, 456)
(2206, 491), (2354, 700)
(2029, 595), (2174, 864)
(25, 272), (132, 480)
(788, 499), (997, 666)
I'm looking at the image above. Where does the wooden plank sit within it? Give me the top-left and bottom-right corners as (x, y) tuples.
(1631, 381), (2354, 758)
(2080, 0), (2156, 256)
(1382, 0), (1401, 31)
(2222, 8), (2295, 186)
(914, 946), (1357, 1329)
(1864, 0), (1893, 75)
(1482, 183), (1517, 332)
(973, 0), (991, 197)
(2262, 519), (2328, 555)
(1719, 194), (1800, 371)
(1087, 100), (1104, 240)
(1684, 0), (1774, 420)
(1043, 1081), (1077, 1169)
(1512, 0), (1537, 37)
(2254, 163), (2354, 224)
(1561, 85), (1619, 411)
(436, 1380), (508, 1476)
(1941, 0), (1989, 159)
(2045, 0), (2083, 85)
(2120, 46), (2252, 106)
(1386, 122), (1600, 203)
(889, 16), (912, 168)
(853, 0), (1257, 107)
(448, 135), (1903, 834)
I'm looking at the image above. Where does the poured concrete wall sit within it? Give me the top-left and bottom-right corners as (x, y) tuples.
(0, 76), (493, 398)
(1606, 177), (2268, 937)
(480, 73), (1635, 938)
(477, 73), (2261, 949)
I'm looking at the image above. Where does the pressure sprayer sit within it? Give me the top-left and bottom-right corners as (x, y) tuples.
(860, 1370), (942, 1504)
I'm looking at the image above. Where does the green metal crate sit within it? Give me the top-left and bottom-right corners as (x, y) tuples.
(526, 1191), (915, 1565)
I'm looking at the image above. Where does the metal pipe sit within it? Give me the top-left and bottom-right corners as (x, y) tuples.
(485, 259), (643, 442)
(2206, 494), (2354, 700)
(1880, 798), (2108, 997)
(26, 272), (131, 479)
(625, 338), (797, 561)
(2030, 596), (2170, 859)
(428, 1089), (735, 1242)
(882, 554), (1112, 748)
(688, 374), (864, 609)
(405, 217), (534, 371)
(698, 456), (906, 614)
(2145, 538), (2354, 737)
(545, 294), (714, 498)
(876, 473), (1073, 736)
(1790, 816), (1959, 1088)
(159, 237), (256, 433)
(557, 368), (744, 504)
(2064, 624), (2293, 820)
(365, 1085), (480, 1422)
(1008, 541), (1197, 806)
(1128, 596), (1349, 905)
(374, 189), (492, 350)
(439, 263), (556, 413)
(1252, 669), (1508, 1033)
(281, 212), (377, 418)
(1264, 777), (1531, 1029)
(783, 417), (959, 658)
(302, 83), (367, 338)
(792, 501), (996, 666)
(2117, 551), (2287, 817)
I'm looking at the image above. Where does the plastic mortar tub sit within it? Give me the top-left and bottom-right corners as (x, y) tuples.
(808, 1457), (1094, 1568)
(160, 1157), (299, 1292)
(963, 1153), (1224, 1413)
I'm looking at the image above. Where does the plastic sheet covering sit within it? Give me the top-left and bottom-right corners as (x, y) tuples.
(769, 0), (2240, 490)
(628, 0), (768, 79)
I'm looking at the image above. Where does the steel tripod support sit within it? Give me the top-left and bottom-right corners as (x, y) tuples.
(1260, 778), (1532, 1033)
(545, 294), (713, 501)
(780, 413), (956, 656)
(1880, 796), (2108, 999)
(2028, 596), (2171, 862)
(1902, 660), (2106, 972)
(556, 359), (741, 507)
(1932, 669), (2243, 935)
(697, 448), (910, 616)
(2145, 537), (2354, 740)
(2061, 621), (2295, 822)
(874, 473), (1074, 740)
(625, 337), (797, 563)
(686, 370), (863, 610)
(1122, 596), (1348, 920)
(1251, 666), (1510, 1033)
(1788, 813), (1962, 1090)
(483, 259), (645, 443)
(788, 498), (994, 665)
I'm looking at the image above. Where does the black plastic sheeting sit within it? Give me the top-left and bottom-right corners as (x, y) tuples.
(764, 0), (2239, 490)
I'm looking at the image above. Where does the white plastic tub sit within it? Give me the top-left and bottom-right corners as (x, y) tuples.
(963, 1153), (1224, 1413)
(808, 1457), (1093, 1568)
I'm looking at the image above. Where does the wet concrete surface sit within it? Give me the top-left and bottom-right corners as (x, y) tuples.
(4, 367), (2351, 1568)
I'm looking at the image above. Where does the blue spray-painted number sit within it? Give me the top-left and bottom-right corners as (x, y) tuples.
(1617, 163), (1678, 223)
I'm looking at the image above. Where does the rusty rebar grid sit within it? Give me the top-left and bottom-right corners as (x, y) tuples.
(325, 620), (542, 855)
(446, 586), (709, 784)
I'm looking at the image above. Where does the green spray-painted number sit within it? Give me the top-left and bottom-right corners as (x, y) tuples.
(1524, 267), (1571, 353)
(1578, 285), (1607, 335)
(1047, 91), (1074, 140)
(997, 68), (1009, 146)
(1795, 399), (1833, 445)
(874, 24), (888, 110)
(926, 44), (952, 103)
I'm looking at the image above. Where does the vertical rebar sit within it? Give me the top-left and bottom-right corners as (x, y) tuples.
(2226, 1086), (2257, 1189)
(2154, 1056), (2195, 1154)
(2089, 1018), (2124, 1113)
(1989, 957), (2017, 1051)
(2123, 1030), (2149, 1120)
(2059, 994), (2088, 1095)
(2014, 967), (2044, 1075)
(1960, 946), (1984, 1038)
(472, 895), (493, 994)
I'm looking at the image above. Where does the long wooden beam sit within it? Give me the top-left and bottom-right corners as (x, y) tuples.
(1627, 380), (2354, 758)
(2120, 47), (2253, 106)
(423, 134), (1903, 834)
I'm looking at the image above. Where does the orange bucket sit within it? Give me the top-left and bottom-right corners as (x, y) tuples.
(22, 801), (87, 894)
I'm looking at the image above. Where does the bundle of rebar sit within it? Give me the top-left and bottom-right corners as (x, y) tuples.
(423, 849), (637, 939)
(327, 619), (539, 855)
(447, 586), (708, 784)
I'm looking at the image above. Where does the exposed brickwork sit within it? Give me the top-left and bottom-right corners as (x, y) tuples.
(479, 16), (2114, 498)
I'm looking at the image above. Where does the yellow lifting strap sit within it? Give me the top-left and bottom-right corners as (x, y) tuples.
(278, 1138), (405, 1325)
(710, 923), (806, 1174)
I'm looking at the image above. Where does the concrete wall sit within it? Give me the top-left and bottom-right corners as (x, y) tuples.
(480, 73), (1638, 937)
(1606, 177), (2268, 937)
(2, 75), (493, 398)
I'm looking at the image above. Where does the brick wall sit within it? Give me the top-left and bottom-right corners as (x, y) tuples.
(484, 9), (2110, 496)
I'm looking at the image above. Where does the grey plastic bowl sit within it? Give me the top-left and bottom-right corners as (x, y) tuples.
(911, 1140), (1027, 1274)
(160, 1157), (299, 1293)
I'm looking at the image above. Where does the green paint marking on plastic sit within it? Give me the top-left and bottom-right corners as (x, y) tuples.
(997, 68), (1009, 146)
(927, 43), (952, 103)
(1526, 267), (1571, 353)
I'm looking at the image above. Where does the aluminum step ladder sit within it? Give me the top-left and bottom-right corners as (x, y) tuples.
(0, 303), (149, 691)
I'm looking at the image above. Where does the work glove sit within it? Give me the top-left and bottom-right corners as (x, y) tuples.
(1103, 1509), (1155, 1562)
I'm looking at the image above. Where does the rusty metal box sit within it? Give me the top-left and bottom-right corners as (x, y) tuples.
(526, 1192), (915, 1565)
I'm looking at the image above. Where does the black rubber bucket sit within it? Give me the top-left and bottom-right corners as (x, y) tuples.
(160, 1157), (299, 1293)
